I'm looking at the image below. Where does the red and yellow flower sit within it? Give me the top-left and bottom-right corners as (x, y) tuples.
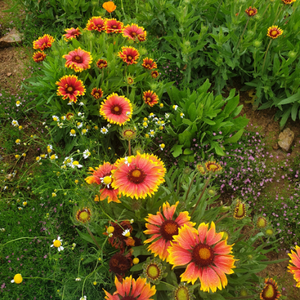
(288, 245), (300, 288)
(56, 75), (85, 103)
(118, 46), (139, 65)
(32, 51), (46, 63)
(143, 90), (159, 107)
(168, 222), (236, 293)
(151, 71), (159, 78)
(91, 88), (103, 99)
(123, 23), (146, 41)
(245, 6), (257, 17)
(105, 18), (123, 34)
(96, 59), (108, 69)
(112, 153), (166, 200)
(144, 201), (195, 261)
(260, 278), (281, 300)
(85, 162), (120, 203)
(267, 26), (283, 39)
(205, 161), (222, 173)
(104, 276), (156, 300)
(282, 0), (296, 4)
(63, 27), (81, 41)
(85, 16), (106, 32)
(142, 58), (157, 70)
(109, 252), (132, 279)
(100, 93), (132, 125)
(138, 32), (147, 42)
(76, 207), (91, 223)
(33, 34), (55, 51)
(103, 1), (117, 13)
(63, 47), (93, 72)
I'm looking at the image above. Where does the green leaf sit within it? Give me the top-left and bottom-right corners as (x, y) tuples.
(187, 103), (197, 121)
(170, 144), (183, 157)
(183, 148), (194, 155)
(203, 118), (216, 125)
(223, 129), (244, 145)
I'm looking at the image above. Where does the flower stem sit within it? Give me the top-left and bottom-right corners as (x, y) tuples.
(23, 277), (62, 283)
(211, 0), (223, 30)
(215, 213), (230, 225)
(191, 175), (212, 217)
(128, 140), (131, 156)
(184, 174), (197, 203)
(233, 18), (249, 55)
(261, 39), (272, 74)
(86, 226), (101, 250)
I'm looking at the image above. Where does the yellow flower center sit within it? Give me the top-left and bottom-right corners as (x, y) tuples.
(132, 169), (141, 177)
(147, 97), (151, 102)
(114, 106), (120, 112)
(124, 130), (134, 137)
(271, 30), (277, 36)
(74, 55), (81, 62)
(257, 217), (267, 228)
(266, 229), (273, 236)
(199, 247), (211, 260)
(264, 284), (275, 298)
(14, 274), (23, 284)
(112, 25), (117, 29)
(103, 176), (112, 185)
(147, 264), (159, 279)
(128, 55), (132, 60)
(71, 130), (75, 134)
(99, 63), (104, 67)
(53, 240), (61, 248)
(79, 211), (89, 221)
(107, 226), (115, 233)
(67, 86), (73, 92)
(175, 286), (190, 300)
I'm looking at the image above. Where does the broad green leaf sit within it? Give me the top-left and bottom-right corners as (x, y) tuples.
(171, 144), (183, 158)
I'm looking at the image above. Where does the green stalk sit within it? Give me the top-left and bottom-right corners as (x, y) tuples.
(86, 225), (101, 250)
(261, 39), (272, 75)
(233, 17), (249, 56)
(191, 175), (212, 217)
(211, 0), (223, 30)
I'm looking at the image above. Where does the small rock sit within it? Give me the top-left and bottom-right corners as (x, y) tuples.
(278, 128), (294, 152)
(0, 28), (24, 48)
(7, 73), (12, 77)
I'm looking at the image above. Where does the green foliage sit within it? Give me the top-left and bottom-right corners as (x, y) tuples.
(162, 79), (248, 163)
(136, 0), (300, 126)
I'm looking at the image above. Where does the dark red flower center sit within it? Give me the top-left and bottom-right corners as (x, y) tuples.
(111, 105), (122, 115)
(131, 32), (137, 36)
(192, 244), (214, 267)
(127, 55), (133, 61)
(66, 86), (74, 93)
(97, 24), (103, 28)
(112, 25), (117, 29)
(122, 297), (135, 300)
(128, 168), (146, 184)
(73, 55), (82, 63)
(160, 220), (179, 241)
(146, 97), (152, 102)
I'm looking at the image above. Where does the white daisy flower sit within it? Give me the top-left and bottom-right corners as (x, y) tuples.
(173, 105), (178, 110)
(71, 161), (83, 169)
(16, 101), (21, 107)
(63, 157), (73, 167)
(81, 129), (88, 135)
(79, 102), (84, 106)
(149, 130), (155, 137)
(165, 113), (170, 119)
(52, 115), (59, 122)
(75, 278), (81, 281)
(124, 156), (132, 166)
(12, 120), (19, 127)
(180, 113), (185, 118)
(122, 229), (130, 237)
(50, 236), (64, 252)
(70, 129), (76, 136)
(101, 127), (108, 134)
(77, 122), (83, 129)
(80, 296), (87, 300)
(100, 175), (112, 188)
(83, 150), (91, 159)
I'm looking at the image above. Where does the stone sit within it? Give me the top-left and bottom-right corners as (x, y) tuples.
(0, 28), (24, 48)
(278, 128), (294, 152)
